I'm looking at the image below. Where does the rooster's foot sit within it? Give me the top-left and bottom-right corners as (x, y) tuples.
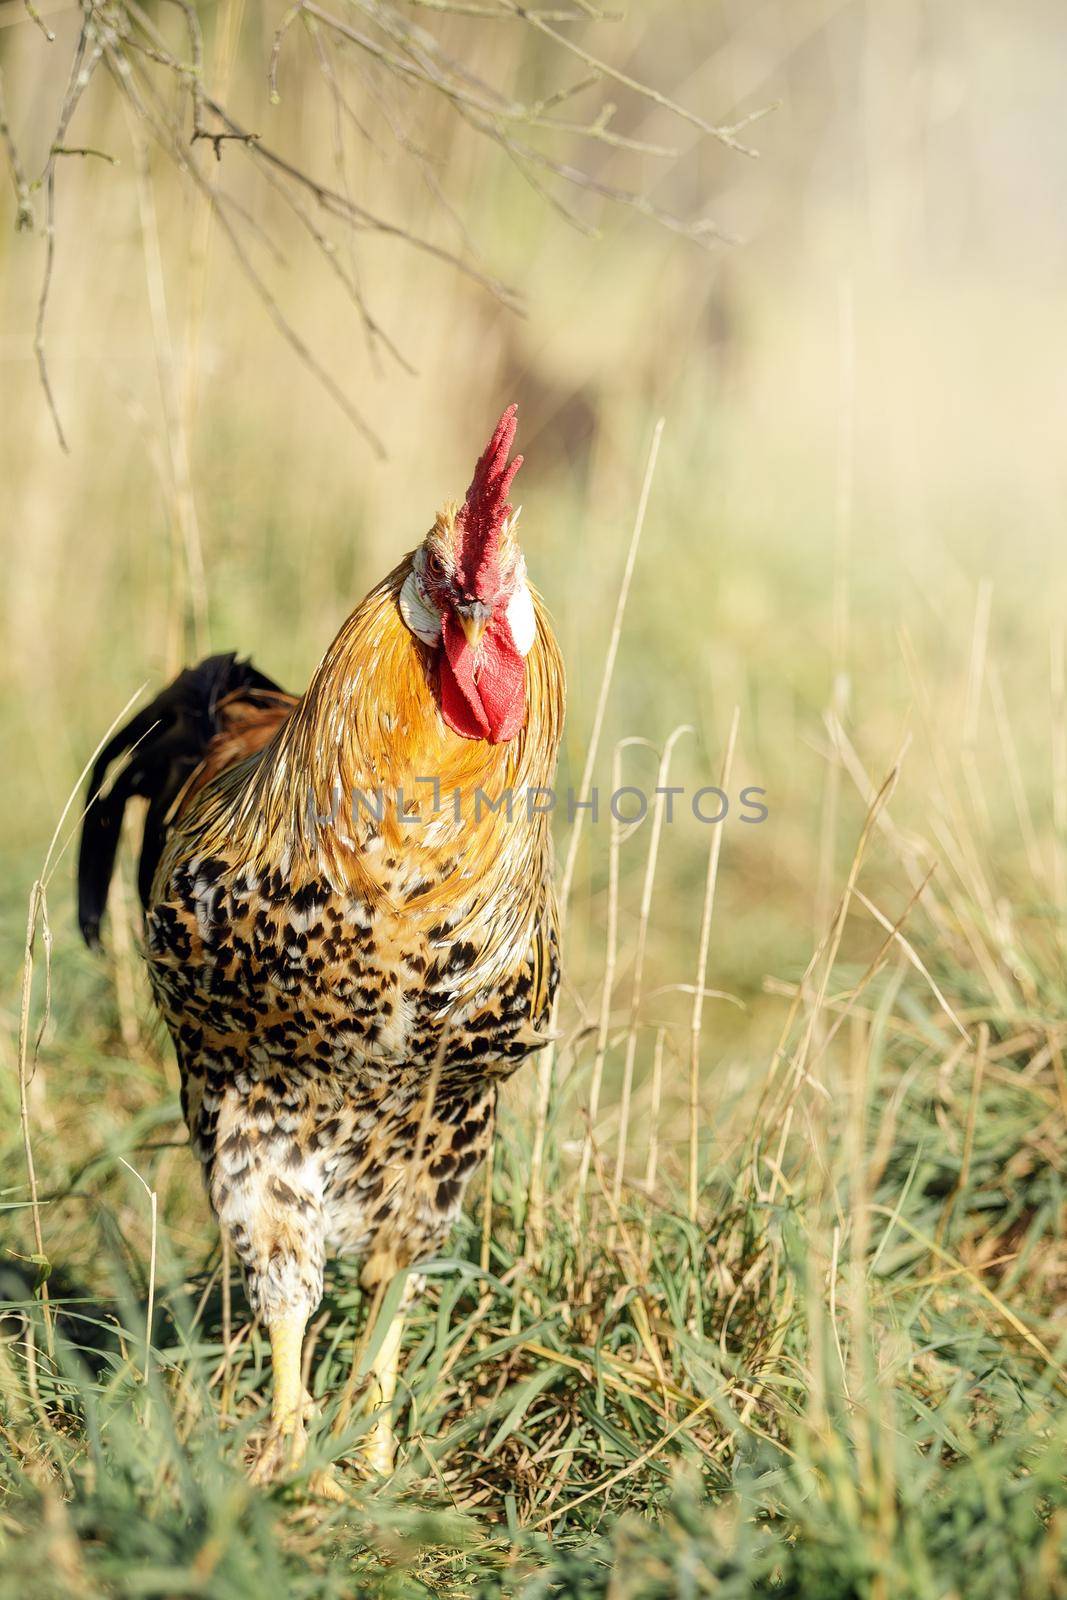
(308, 1465), (348, 1503)
(247, 1414), (308, 1487)
(359, 1413), (396, 1478)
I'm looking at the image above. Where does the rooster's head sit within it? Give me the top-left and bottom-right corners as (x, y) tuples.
(400, 404), (535, 745)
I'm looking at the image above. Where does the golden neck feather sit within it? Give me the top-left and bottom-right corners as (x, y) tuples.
(206, 555), (566, 906)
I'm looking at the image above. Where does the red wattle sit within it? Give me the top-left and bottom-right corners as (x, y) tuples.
(439, 612), (526, 744)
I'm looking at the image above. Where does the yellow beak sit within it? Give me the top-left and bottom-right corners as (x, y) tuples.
(458, 611), (488, 650)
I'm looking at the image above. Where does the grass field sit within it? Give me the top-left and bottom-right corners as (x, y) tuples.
(1, 2), (1066, 1594)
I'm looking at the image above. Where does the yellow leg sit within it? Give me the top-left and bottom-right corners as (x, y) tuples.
(248, 1311), (347, 1501)
(270, 1311), (307, 1442)
(248, 1309), (307, 1484)
(362, 1307), (405, 1477)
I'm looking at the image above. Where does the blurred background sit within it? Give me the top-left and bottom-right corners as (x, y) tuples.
(2, 0), (1065, 1228)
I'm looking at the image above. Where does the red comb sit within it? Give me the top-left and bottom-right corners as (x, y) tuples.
(454, 404), (523, 601)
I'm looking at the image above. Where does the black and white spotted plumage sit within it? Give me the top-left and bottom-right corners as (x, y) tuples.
(78, 564), (564, 1334)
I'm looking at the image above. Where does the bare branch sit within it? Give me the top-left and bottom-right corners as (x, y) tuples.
(255, 153), (415, 375)
(269, 1), (307, 104)
(190, 126), (259, 160)
(50, 142), (117, 162)
(103, 36), (389, 454)
(337, 35), (481, 257)
(503, 0), (763, 156)
(33, 13), (102, 452)
(402, 0), (601, 17)
(305, 10), (398, 376)
(0, 66), (34, 228)
(23, 0), (55, 43)
(202, 89), (525, 307)
(18, 0), (750, 450)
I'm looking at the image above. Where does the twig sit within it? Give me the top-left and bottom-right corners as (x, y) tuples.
(852, 886), (971, 1045)
(50, 143), (117, 162)
(16, 882), (53, 1357)
(643, 1028), (666, 1197)
(527, 418), (664, 1248)
(254, 152), (413, 375)
(559, 418), (665, 917)
(128, 114), (210, 661)
(104, 38), (388, 455)
(190, 128), (259, 160)
(304, 2), (720, 245)
(33, 15), (101, 451)
(0, 68), (33, 227)
(687, 706), (739, 1222)
(269, 1), (306, 102)
(761, 758), (904, 1202)
(117, 1158), (159, 1386)
(573, 738), (632, 1217)
(504, 0), (761, 155)
(12, 673), (152, 1367)
(937, 1023), (988, 1247)
(23, 0), (55, 42)
(24, 0), (745, 452)
(405, 0), (598, 15)
(612, 724), (693, 1206)
(305, 10), (392, 376)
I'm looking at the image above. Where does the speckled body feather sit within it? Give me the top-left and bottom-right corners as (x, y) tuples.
(102, 557), (564, 1328)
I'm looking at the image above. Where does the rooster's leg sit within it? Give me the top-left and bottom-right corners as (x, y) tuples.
(361, 1303), (405, 1476)
(248, 1312), (346, 1501)
(269, 1309), (307, 1449)
(248, 1309), (309, 1483)
(333, 1266), (410, 1476)
(213, 1089), (339, 1493)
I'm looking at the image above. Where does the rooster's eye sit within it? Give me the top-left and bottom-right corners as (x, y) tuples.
(425, 551), (445, 580)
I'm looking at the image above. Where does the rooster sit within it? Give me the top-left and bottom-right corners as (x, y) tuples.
(77, 407), (565, 1490)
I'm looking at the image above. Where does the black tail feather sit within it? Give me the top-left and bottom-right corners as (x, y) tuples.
(77, 653), (282, 948)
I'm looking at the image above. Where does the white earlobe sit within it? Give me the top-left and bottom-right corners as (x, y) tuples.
(506, 581), (537, 657)
(400, 568), (443, 645)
